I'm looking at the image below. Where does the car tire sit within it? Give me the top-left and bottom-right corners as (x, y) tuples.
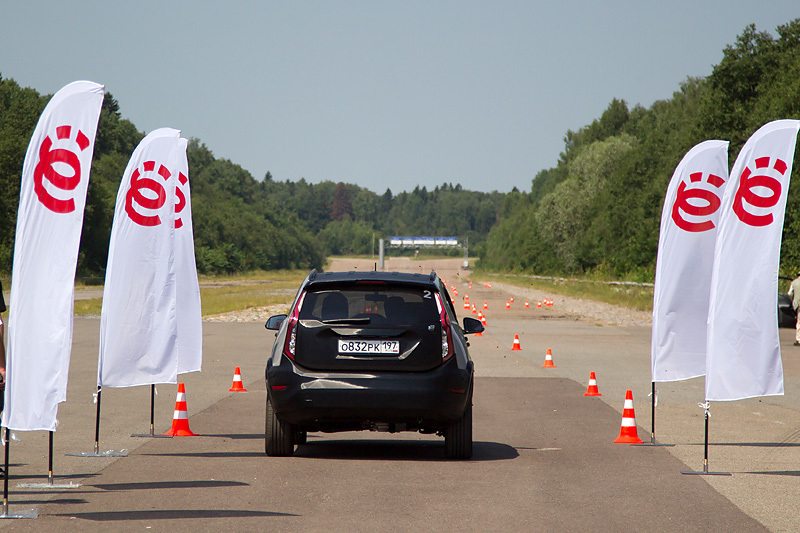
(265, 396), (295, 456)
(445, 401), (473, 460)
(295, 430), (307, 445)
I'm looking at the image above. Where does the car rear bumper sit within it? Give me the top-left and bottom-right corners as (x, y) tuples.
(266, 356), (473, 432)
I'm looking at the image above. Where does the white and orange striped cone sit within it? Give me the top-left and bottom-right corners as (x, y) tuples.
(542, 348), (556, 368)
(505, 301), (511, 309)
(162, 383), (197, 436)
(483, 301), (488, 310)
(229, 366), (247, 392)
(510, 297), (514, 303)
(613, 390), (643, 443)
(471, 303), (478, 315)
(511, 334), (522, 351)
(537, 300), (542, 308)
(469, 281), (472, 289)
(480, 312), (487, 327)
(524, 300), (530, 308)
(583, 371), (602, 396)
(463, 298), (471, 310)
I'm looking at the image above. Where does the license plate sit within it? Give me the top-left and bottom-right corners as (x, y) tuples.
(338, 340), (400, 354)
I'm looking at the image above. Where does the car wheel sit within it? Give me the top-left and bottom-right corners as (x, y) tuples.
(265, 396), (295, 456)
(445, 401), (472, 460)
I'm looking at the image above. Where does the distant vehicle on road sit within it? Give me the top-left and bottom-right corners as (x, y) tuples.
(264, 269), (483, 459)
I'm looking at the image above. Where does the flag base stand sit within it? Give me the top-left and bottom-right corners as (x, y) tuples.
(66, 448), (127, 458)
(18, 480), (81, 489)
(131, 385), (172, 438)
(0, 507), (39, 519)
(633, 435), (675, 447)
(680, 403), (730, 476)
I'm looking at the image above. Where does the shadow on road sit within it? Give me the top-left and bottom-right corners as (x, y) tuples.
(52, 509), (298, 521)
(194, 433), (263, 440)
(291, 439), (518, 461)
(88, 480), (249, 491)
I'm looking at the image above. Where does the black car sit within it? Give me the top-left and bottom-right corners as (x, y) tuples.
(264, 269), (483, 459)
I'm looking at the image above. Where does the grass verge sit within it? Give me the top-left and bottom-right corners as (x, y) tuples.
(73, 270), (308, 317)
(477, 272), (654, 312)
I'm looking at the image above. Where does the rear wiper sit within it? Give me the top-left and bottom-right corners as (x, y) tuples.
(322, 317), (371, 325)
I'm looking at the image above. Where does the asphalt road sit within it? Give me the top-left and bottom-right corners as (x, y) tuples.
(0, 259), (797, 531)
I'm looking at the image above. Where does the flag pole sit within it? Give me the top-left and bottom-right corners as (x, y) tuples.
(17, 432), (80, 489)
(0, 428), (38, 519)
(66, 386), (127, 458)
(633, 382), (674, 447)
(132, 385), (171, 438)
(681, 401), (730, 475)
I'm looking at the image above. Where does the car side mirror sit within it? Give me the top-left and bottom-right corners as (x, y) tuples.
(265, 314), (287, 331)
(462, 316), (484, 335)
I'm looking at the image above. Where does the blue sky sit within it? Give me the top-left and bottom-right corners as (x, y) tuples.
(1, 2), (798, 193)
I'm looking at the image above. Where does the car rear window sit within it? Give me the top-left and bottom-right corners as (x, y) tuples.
(299, 287), (439, 326)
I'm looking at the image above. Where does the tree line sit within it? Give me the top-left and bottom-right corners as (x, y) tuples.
(0, 79), (502, 275)
(2, 19), (799, 280)
(482, 19), (800, 280)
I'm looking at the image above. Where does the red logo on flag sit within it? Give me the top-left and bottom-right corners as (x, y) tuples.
(33, 125), (90, 213)
(174, 172), (188, 229)
(125, 161), (171, 226)
(732, 157), (786, 227)
(671, 172), (725, 232)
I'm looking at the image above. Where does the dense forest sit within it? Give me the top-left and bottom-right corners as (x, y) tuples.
(0, 80), (502, 275)
(483, 19), (800, 280)
(1, 19), (800, 279)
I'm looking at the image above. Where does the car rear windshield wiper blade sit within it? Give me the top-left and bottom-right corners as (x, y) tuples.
(322, 317), (371, 325)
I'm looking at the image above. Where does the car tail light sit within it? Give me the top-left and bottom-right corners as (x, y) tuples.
(283, 292), (306, 360)
(435, 294), (453, 361)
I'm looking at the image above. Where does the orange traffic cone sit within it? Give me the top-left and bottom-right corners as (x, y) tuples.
(511, 334), (522, 351)
(583, 371), (602, 396)
(505, 301), (511, 309)
(537, 300), (542, 308)
(229, 366), (247, 392)
(471, 304), (477, 315)
(542, 348), (556, 368)
(469, 281), (472, 289)
(613, 390), (643, 444)
(162, 383), (197, 436)
(483, 301), (488, 310)
(524, 300), (530, 308)
(480, 312), (487, 326)
(510, 297), (514, 303)
(463, 298), (470, 310)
